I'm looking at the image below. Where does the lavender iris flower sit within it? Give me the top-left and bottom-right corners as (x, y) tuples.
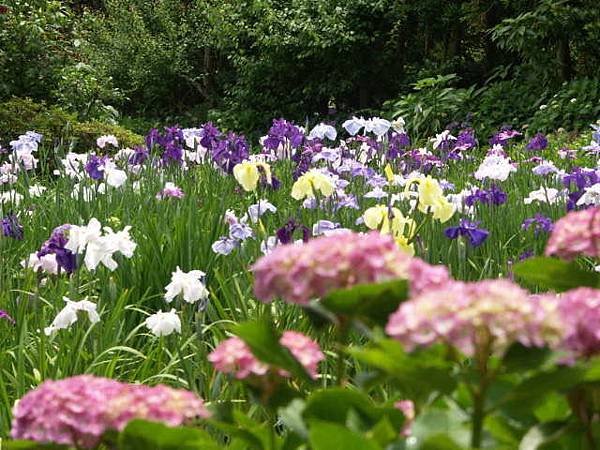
(521, 214), (554, 236)
(444, 219), (489, 247)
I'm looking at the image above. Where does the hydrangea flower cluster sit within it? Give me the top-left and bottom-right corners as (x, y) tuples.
(557, 288), (600, 359)
(11, 375), (209, 448)
(252, 231), (448, 304)
(545, 207), (600, 259)
(208, 331), (324, 379)
(386, 279), (563, 356)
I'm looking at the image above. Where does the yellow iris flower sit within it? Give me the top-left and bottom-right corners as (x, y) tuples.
(362, 205), (416, 254)
(291, 169), (335, 200)
(233, 161), (272, 192)
(405, 176), (455, 223)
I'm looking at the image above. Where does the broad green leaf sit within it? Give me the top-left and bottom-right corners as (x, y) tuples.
(118, 420), (219, 450)
(234, 321), (312, 382)
(308, 420), (381, 450)
(420, 434), (465, 450)
(350, 339), (455, 399)
(502, 344), (551, 373)
(411, 407), (470, 447)
(278, 398), (308, 439)
(513, 257), (599, 292)
(303, 388), (379, 424)
(320, 279), (408, 325)
(500, 366), (585, 412)
(303, 388), (404, 431)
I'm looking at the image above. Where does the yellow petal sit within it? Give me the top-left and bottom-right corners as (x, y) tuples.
(384, 164), (394, 183)
(233, 162), (259, 192)
(291, 176), (312, 200)
(363, 205), (386, 230)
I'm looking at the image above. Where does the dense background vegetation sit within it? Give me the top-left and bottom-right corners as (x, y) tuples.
(1, 0), (600, 138)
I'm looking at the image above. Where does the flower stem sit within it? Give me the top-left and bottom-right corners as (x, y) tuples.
(335, 319), (350, 386)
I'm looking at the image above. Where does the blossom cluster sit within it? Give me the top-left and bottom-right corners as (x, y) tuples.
(208, 331), (324, 379)
(386, 279), (563, 356)
(252, 231), (449, 304)
(11, 375), (209, 448)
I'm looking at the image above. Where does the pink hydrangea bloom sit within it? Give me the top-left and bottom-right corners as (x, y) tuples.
(11, 375), (209, 448)
(394, 400), (415, 437)
(252, 231), (447, 304)
(557, 288), (600, 359)
(279, 331), (325, 379)
(107, 384), (208, 430)
(386, 279), (563, 356)
(545, 207), (600, 259)
(209, 331), (324, 379)
(208, 337), (268, 379)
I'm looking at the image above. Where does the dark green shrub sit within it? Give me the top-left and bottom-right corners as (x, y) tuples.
(528, 78), (600, 133)
(385, 74), (474, 139)
(72, 120), (143, 149)
(0, 98), (142, 149)
(0, 98), (76, 144)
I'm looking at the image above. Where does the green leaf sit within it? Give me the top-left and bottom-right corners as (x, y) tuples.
(234, 320), (312, 382)
(501, 366), (585, 412)
(411, 408), (470, 447)
(278, 398), (308, 439)
(303, 388), (404, 431)
(320, 279), (408, 326)
(350, 339), (455, 399)
(420, 434), (465, 450)
(303, 388), (379, 424)
(502, 344), (551, 373)
(308, 420), (381, 450)
(207, 407), (268, 450)
(513, 257), (599, 292)
(2, 441), (68, 450)
(118, 420), (220, 450)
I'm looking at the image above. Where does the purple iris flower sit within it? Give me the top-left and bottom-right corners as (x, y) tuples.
(464, 185), (507, 207)
(276, 219), (310, 244)
(84, 155), (106, 180)
(211, 132), (249, 174)
(526, 133), (548, 151)
(387, 133), (410, 159)
(199, 122), (222, 151)
(37, 224), (76, 273)
(129, 146), (149, 166)
(1, 212), (23, 240)
(519, 250), (534, 261)
(263, 119), (304, 151)
(563, 167), (599, 210)
(145, 126), (185, 166)
(444, 219), (489, 247)
(489, 127), (522, 147)
(454, 128), (478, 151)
(521, 214), (554, 236)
